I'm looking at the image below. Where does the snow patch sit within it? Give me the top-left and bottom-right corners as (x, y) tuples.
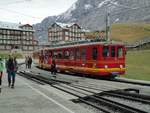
(98, 0), (111, 8)
(84, 4), (92, 10)
(62, 3), (76, 19)
(114, 18), (119, 22)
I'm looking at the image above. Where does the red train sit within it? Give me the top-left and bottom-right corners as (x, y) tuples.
(33, 41), (126, 78)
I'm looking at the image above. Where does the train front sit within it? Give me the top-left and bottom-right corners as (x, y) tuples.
(96, 44), (126, 78)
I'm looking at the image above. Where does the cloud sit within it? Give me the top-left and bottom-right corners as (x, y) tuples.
(0, 0), (77, 24)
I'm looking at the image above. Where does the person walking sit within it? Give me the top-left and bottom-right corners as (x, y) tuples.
(25, 56), (28, 69)
(51, 58), (57, 76)
(6, 56), (18, 88)
(28, 57), (32, 69)
(0, 57), (4, 93)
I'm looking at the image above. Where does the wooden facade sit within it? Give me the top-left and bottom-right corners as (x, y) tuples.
(48, 22), (86, 44)
(0, 22), (38, 51)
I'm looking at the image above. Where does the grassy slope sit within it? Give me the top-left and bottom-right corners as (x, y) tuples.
(111, 23), (150, 43)
(124, 50), (150, 81)
(0, 52), (23, 59)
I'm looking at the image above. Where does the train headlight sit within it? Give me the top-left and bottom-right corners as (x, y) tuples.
(105, 65), (108, 68)
(120, 65), (123, 68)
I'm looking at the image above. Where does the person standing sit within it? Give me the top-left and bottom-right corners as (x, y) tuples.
(6, 56), (18, 88)
(0, 57), (4, 93)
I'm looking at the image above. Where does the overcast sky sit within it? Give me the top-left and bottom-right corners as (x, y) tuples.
(0, 0), (77, 24)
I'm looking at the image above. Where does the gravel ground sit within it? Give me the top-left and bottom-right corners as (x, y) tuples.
(78, 103), (105, 113)
(18, 64), (150, 113)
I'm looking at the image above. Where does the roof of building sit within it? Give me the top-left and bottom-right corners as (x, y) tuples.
(0, 21), (34, 32)
(56, 22), (75, 28)
(50, 22), (81, 29)
(49, 22), (90, 33)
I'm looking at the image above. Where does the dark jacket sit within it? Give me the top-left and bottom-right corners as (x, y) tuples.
(6, 59), (18, 72)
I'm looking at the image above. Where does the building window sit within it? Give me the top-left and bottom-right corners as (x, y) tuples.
(65, 31), (68, 35)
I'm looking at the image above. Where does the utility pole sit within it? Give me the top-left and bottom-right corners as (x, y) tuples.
(105, 8), (110, 42)
(105, 1), (137, 42)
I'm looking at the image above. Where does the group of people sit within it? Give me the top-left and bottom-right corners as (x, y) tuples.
(0, 55), (18, 92)
(25, 56), (32, 69)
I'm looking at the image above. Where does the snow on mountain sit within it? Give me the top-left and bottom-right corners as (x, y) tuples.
(98, 0), (111, 8)
(61, 3), (76, 20)
(33, 0), (150, 42)
(84, 4), (93, 10)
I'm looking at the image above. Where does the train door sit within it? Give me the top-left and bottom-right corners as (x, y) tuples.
(81, 47), (87, 69)
(117, 46), (125, 68)
(56, 49), (63, 66)
(44, 49), (50, 64)
(102, 46), (110, 60)
(47, 49), (52, 65)
(91, 46), (98, 68)
(64, 49), (70, 67)
(75, 47), (81, 70)
(69, 48), (75, 69)
(102, 45), (111, 69)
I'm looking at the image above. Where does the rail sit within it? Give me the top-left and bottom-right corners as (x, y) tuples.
(18, 71), (150, 113)
(126, 37), (150, 48)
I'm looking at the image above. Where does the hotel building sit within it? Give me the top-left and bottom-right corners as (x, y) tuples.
(0, 21), (38, 51)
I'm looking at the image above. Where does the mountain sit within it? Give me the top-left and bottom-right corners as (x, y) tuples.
(33, 0), (150, 42)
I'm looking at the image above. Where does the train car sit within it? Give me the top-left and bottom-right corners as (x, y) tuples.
(33, 41), (126, 78)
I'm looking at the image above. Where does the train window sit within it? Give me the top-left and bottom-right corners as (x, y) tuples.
(75, 48), (80, 59)
(64, 50), (70, 59)
(57, 51), (63, 59)
(70, 50), (74, 60)
(111, 46), (115, 57)
(103, 46), (109, 57)
(81, 48), (86, 60)
(48, 51), (52, 57)
(53, 51), (57, 58)
(117, 47), (123, 58)
(92, 48), (97, 60)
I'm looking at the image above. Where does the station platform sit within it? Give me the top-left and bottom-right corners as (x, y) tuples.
(0, 72), (92, 113)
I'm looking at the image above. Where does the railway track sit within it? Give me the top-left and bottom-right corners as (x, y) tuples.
(18, 71), (150, 113)
(112, 78), (150, 87)
(35, 65), (150, 87)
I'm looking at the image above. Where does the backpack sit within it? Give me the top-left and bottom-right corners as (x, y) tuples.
(7, 59), (15, 71)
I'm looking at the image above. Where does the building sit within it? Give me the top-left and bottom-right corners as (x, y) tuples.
(0, 21), (38, 51)
(48, 22), (86, 44)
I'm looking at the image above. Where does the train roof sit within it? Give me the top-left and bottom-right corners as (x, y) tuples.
(35, 39), (124, 51)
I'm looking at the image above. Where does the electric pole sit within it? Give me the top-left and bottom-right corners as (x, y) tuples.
(106, 9), (110, 42)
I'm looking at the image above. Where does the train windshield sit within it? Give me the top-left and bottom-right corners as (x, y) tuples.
(117, 47), (123, 58)
(103, 46), (109, 58)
